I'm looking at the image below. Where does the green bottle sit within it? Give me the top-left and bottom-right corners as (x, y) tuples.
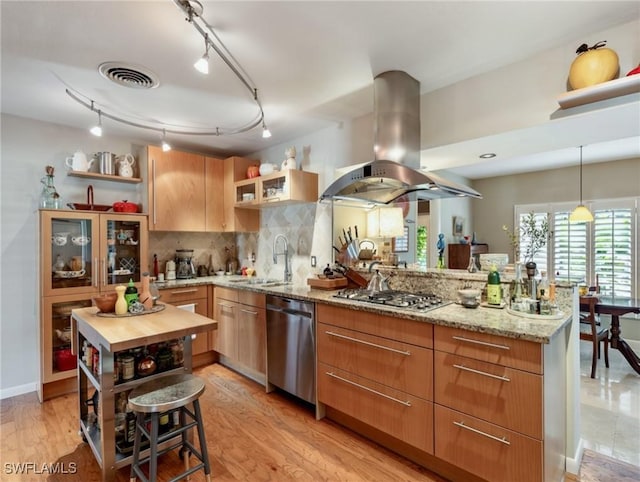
(124, 278), (138, 308)
(487, 265), (502, 305)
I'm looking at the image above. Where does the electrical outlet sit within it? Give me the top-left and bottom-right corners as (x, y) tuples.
(310, 255), (317, 267)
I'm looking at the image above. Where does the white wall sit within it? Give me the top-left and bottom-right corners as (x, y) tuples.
(0, 114), (148, 398)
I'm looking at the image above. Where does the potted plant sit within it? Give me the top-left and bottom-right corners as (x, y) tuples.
(502, 212), (549, 277)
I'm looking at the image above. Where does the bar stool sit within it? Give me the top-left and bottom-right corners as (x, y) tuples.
(128, 374), (211, 482)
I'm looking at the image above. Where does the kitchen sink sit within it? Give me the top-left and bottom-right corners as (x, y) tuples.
(243, 278), (285, 286)
(227, 278), (286, 287)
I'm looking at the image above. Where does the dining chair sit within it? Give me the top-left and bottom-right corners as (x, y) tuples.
(579, 296), (609, 378)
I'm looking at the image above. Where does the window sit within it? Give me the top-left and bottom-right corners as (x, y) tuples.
(515, 198), (638, 299)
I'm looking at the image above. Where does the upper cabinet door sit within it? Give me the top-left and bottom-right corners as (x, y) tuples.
(41, 210), (101, 297)
(147, 146), (206, 231)
(205, 156), (259, 232)
(100, 213), (149, 290)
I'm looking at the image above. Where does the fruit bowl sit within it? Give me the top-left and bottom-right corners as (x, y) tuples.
(93, 292), (118, 313)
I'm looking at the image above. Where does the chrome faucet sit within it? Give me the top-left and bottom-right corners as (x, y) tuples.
(273, 234), (291, 283)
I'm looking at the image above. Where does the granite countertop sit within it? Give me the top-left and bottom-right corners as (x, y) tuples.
(155, 276), (571, 344)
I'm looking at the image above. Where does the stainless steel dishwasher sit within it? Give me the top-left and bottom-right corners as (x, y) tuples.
(266, 295), (315, 404)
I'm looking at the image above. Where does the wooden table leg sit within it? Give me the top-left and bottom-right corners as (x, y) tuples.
(609, 315), (640, 375)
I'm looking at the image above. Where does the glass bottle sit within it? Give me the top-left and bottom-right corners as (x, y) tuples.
(40, 165), (62, 209)
(487, 265), (502, 305)
(466, 255), (479, 273)
(537, 270), (549, 300)
(510, 262), (527, 310)
(124, 278), (138, 307)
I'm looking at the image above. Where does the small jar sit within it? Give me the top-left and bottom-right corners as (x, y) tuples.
(120, 355), (135, 381)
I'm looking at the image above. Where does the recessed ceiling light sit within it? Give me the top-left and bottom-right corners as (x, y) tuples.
(479, 153), (496, 159)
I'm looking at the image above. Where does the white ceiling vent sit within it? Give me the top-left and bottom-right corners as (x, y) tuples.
(98, 62), (160, 89)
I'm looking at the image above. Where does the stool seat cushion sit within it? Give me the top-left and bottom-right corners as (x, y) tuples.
(128, 374), (205, 413)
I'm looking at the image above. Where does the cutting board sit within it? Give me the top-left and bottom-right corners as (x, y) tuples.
(307, 276), (348, 290)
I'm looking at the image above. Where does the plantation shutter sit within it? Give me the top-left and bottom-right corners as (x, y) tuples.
(553, 211), (588, 284)
(593, 206), (633, 298)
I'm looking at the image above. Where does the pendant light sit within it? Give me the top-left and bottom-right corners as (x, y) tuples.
(569, 145), (594, 223)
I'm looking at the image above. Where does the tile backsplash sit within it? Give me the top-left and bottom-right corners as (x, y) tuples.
(148, 201), (332, 282)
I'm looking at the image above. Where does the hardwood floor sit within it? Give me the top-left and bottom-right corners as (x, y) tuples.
(1, 364), (444, 481)
(1, 362), (636, 481)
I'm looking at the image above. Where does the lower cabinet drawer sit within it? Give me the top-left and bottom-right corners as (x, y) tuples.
(318, 323), (433, 400)
(160, 285), (208, 304)
(434, 351), (543, 439)
(435, 405), (542, 482)
(318, 362), (433, 454)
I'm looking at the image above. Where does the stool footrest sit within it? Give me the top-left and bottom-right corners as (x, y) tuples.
(136, 419), (198, 444)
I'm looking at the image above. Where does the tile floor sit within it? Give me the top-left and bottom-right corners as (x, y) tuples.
(580, 338), (640, 467)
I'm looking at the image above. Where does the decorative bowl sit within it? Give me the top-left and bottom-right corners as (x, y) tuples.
(479, 253), (509, 272)
(93, 292), (118, 313)
(458, 288), (481, 300)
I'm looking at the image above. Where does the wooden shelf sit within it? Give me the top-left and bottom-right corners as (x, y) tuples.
(68, 171), (142, 184)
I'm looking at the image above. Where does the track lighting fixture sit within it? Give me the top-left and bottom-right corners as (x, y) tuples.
(569, 145), (594, 223)
(66, 0), (271, 141)
(161, 130), (172, 152)
(90, 105), (102, 137)
(193, 33), (210, 74)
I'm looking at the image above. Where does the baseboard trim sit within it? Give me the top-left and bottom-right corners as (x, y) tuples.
(1, 382), (37, 400)
(565, 437), (584, 478)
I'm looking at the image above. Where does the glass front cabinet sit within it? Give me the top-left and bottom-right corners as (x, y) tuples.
(39, 210), (148, 401)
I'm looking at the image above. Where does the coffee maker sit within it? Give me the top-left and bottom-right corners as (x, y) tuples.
(175, 249), (196, 279)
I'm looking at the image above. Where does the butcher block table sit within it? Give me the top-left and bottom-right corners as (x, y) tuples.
(71, 303), (217, 482)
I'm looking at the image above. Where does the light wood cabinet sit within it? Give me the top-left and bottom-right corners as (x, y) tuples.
(213, 287), (266, 377)
(434, 404), (543, 482)
(447, 243), (488, 269)
(234, 169), (318, 208)
(147, 146), (206, 231)
(205, 156), (259, 232)
(158, 285), (211, 358)
(433, 325), (563, 482)
(316, 304), (434, 454)
(39, 210), (148, 401)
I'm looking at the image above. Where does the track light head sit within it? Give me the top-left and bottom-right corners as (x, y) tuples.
(194, 33), (210, 74)
(161, 130), (171, 152)
(194, 52), (209, 74)
(262, 122), (271, 139)
(90, 110), (102, 137)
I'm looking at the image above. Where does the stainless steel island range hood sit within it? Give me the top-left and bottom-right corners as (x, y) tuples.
(320, 71), (481, 204)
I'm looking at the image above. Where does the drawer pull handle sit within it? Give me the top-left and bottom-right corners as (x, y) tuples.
(240, 309), (258, 315)
(169, 288), (199, 295)
(326, 372), (411, 407)
(325, 331), (410, 356)
(219, 303), (235, 310)
(453, 364), (511, 382)
(453, 421), (511, 445)
(452, 335), (510, 350)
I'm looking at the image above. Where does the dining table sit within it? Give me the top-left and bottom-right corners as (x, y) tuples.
(581, 296), (640, 375)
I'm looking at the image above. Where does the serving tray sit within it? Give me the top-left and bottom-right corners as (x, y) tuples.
(96, 303), (165, 318)
(506, 307), (565, 320)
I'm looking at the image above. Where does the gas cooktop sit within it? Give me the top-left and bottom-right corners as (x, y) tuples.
(333, 289), (450, 312)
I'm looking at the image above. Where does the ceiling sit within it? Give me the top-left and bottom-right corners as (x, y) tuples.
(2, 1), (639, 179)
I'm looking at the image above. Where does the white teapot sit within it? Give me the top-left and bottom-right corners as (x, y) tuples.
(65, 150), (94, 172)
(116, 154), (136, 177)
